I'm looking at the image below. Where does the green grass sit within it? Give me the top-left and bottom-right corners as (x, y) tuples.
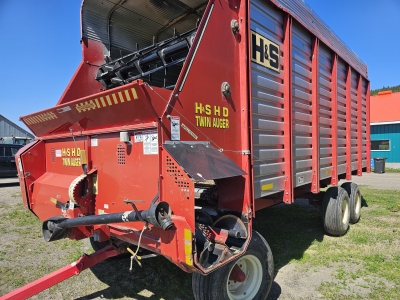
(0, 187), (399, 299)
(0, 203), (39, 228)
(371, 167), (400, 173)
(385, 167), (400, 173)
(255, 187), (400, 299)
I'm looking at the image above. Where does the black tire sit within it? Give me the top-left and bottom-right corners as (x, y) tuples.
(192, 230), (274, 300)
(341, 182), (361, 224)
(89, 236), (111, 251)
(323, 187), (350, 236)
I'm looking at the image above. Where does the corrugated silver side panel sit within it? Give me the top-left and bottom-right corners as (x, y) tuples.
(361, 78), (368, 165)
(250, 0), (285, 198)
(350, 71), (359, 170)
(82, 0), (206, 52)
(337, 58), (348, 174)
(318, 42), (332, 180)
(82, 0), (115, 43)
(292, 22), (312, 187)
(272, 0), (368, 78)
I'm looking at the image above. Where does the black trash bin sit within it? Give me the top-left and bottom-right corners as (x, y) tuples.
(373, 157), (386, 173)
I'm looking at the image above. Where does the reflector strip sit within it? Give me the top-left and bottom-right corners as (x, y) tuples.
(22, 111), (58, 125)
(124, 90), (131, 101)
(261, 183), (274, 191)
(112, 94), (118, 104)
(131, 88), (138, 100)
(184, 228), (193, 266)
(23, 87), (141, 124)
(106, 96), (112, 105)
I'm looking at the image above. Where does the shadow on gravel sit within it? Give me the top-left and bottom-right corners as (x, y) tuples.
(81, 200), (325, 300)
(80, 254), (193, 300)
(254, 200), (325, 300)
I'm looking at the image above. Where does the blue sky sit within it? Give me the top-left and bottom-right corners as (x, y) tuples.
(0, 0), (399, 133)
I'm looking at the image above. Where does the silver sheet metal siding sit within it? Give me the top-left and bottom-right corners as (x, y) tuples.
(292, 22), (313, 187)
(272, 0), (367, 78)
(361, 78), (368, 168)
(337, 58), (348, 175)
(318, 43), (332, 180)
(250, 0), (286, 198)
(82, 0), (115, 45)
(350, 71), (359, 170)
(250, 1), (369, 198)
(82, 0), (206, 53)
(0, 115), (34, 139)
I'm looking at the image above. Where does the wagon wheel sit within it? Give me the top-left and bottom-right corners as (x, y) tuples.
(192, 230), (274, 300)
(341, 182), (362, 224)
(323, 186), (350, 236)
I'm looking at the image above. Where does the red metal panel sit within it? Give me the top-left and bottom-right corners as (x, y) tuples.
(366, 81), (371, 172)
(21, 81), (158, 137)
(56, 38), (105, 105)
(161, 147), (195, 231)
(370, 90), (400, 123)
(345, 66), (352, 180)
(16, 141), (46, 210)
(311, 38), (320, 193)
(330, 54), (338, 185)
(156, 0), (251, 215)
(357, 75), (363, 175)
(283, 14), (293, 203)
(39, 122), (157, 140)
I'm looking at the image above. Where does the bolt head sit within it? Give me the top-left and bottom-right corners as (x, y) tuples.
(221, 82), (231, 96)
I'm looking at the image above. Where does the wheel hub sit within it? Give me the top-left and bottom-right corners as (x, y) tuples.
(227, 255), (262, 300)
(229, 265), (246, 282)
(342, 199), (349, 225)
(355, 193), (361, 215)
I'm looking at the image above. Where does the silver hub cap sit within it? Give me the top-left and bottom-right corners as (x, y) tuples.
(342, 199), (349, 224)
(227, 255), (262, 300)
(355, 192), (361, 215)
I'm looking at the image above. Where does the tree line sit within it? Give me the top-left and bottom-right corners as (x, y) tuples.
(370, 84), (400, 96)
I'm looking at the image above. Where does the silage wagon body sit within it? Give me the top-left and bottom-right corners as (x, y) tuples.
(9, 0), (370, 298)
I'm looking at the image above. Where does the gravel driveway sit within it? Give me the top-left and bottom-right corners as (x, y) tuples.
(341, 172), (400, 190)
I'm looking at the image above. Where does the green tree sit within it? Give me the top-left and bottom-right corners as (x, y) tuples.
(371, 84), (400, 96)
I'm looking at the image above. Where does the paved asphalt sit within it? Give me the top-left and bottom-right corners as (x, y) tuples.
(0, 177), (19, 187)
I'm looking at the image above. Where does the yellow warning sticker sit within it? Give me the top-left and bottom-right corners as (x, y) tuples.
(75, 88), (138, 113)
(261, 183), (274, 191)
(184, 229), (193, 266)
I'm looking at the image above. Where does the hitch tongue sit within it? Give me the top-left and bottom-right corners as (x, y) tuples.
(42, 202), (174, 242)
